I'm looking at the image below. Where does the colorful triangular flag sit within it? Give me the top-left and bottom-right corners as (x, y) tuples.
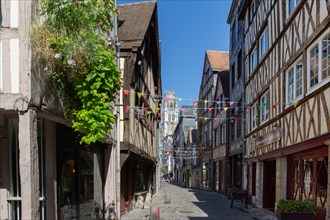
(293, 101), (299, 108)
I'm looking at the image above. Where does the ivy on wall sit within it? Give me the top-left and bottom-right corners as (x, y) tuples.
(30, 0), (121, 144)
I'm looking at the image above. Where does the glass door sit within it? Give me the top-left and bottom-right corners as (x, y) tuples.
(58, 149), (77, 220)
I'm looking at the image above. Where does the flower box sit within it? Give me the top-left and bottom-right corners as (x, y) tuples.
(276, 199), (316, 220)
(276, 212), (314, 220)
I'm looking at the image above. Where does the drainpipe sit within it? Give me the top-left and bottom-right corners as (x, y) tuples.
(114, 0), (121, 218)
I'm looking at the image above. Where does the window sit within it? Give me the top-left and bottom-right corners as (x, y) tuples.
(8, 118), (21, 219)
(231, 20), (236, 48)
(236, 108), (242, 138)
(230, 110), (235, 142)
(259, 28), (269, 58)
(308, 32), (330, 89)
(287, 0), (300, 17)
(221, 124), (226, 144)
(231, 63), (235, 89)
(215, 128), (220, 147)
(208, 122), (212, 147)
(0, 2), (2, 27)
(260, 92), (270, 124)
(286, 61), (303, 104)
(249, 1), (256, 23)
(250, 48), (257, 73)
(216, 98), (221, 114)
(237, 51), (242, 79)
(251, 103), (258, 130)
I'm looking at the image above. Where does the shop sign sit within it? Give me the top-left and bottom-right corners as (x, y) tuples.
(256, 128), (281, 148)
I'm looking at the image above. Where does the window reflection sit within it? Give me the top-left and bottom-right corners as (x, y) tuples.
(290, 156), (328, 208)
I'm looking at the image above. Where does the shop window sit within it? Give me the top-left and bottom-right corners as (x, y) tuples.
(289, 156), (328, 208)
(8, 118), (21, 219)
(135, 170), (145, 191)
(307, 32), (330, 90)
(286, 61), (303, 105)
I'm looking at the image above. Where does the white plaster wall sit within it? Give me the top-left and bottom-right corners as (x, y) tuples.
(9, 39), (19, 93)
(0, 41), (2, 92)
(10, 0), (19, 28)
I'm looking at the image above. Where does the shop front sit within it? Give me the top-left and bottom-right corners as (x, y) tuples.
(287, 146), (328, 220)
(228, 154), (242, 188)
(120, 149), (156, 215)
(201, 150), (211, 190)
(56, 124), (105, 220)
(212, 145), (226, 194)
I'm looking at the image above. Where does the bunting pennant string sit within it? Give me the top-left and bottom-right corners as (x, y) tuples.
(120, 89), (303, 119)
(121, 88), (302, 108)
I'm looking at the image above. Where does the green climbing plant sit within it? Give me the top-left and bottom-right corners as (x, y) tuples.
(30, 0), (121, 144)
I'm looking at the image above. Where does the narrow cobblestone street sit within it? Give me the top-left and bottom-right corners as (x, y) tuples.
(122, 182), (276, 220)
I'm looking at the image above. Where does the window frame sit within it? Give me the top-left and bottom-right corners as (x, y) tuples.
(221, 124), (226, 144)
(286, 60), (303, 106)
(260, 91), (270, 124)
(250, 48), (257, 73)
(249, 0), (256, 23)
(250, 103), (258, 131)
(307, 30), (330, 92)
(286, 0), (300, 18)
(259, 27), (269, 59)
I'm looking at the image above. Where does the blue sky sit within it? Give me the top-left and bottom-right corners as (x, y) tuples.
(118, 0), (232, 107)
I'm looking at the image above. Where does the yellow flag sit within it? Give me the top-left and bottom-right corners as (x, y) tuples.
(293, 101), (299, 108)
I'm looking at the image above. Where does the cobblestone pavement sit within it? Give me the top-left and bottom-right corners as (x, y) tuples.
(122, 181), (276, 220)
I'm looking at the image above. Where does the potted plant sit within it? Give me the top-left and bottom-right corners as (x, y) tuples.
(228, 187), (248, 199)
(276, 199), (316, 220)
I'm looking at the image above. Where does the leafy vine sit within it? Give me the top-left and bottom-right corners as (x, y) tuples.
(30, 0), (121, 144)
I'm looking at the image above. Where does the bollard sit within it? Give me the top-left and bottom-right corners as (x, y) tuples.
(164, 195), (171, 204)
(150, 207), (160, 220)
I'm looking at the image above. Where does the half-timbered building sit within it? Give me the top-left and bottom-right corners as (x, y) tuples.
(227, 0), (246, 191)
(118, 1), (162, 215)
(0, 1), (119, 219)
(238, 0), (330, 218)
(212, 67), (229, 194)
(198, 50), (229, 191)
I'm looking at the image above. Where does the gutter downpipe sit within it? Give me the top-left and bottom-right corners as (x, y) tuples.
(114, 0), (121, 218)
